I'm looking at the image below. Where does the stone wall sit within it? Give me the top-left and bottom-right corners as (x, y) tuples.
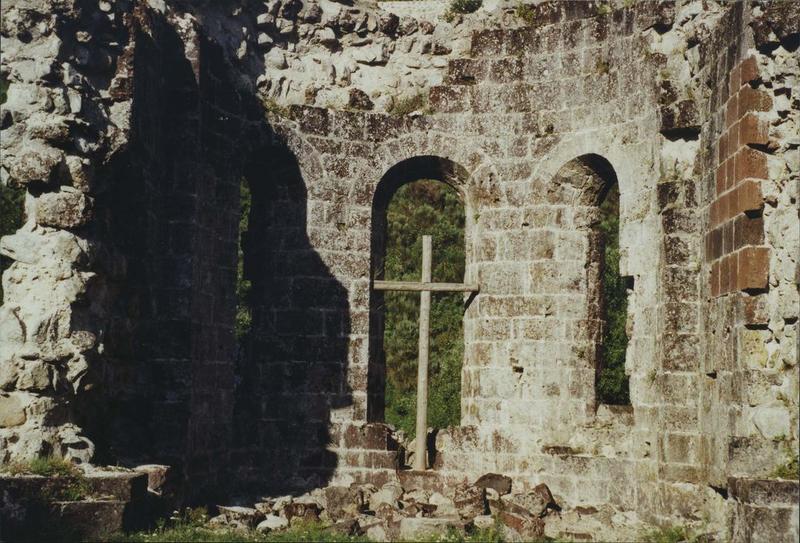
(1, 0), (798, 538)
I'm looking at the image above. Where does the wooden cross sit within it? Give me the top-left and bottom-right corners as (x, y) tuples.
(372, 235), (479, 470)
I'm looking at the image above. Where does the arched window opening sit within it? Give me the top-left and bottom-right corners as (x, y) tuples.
(551, 154), (631, 410)
(379, 179), (466, 438)
(596, 183), (630, 405)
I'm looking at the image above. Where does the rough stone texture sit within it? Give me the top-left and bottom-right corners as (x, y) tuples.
(0, 469), (149, 539)
(729, 477), (800, 543)
(0, 0), (798, 540)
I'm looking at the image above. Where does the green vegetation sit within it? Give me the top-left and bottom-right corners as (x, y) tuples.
(596, 184), (630, 405)
(262, 98), (289, 117)
(389, 93), (430, 116)
(771, 449), (799, 479)
(236, 180), (253, 340)
(515, 2), (537, 25)
(1, 456), (90, 501)
(382, 180), (465, 438)
(443, 0), (482, 22)
(112, 513), (369, 543)
(596, 2), (613, 16)
(641, 524), (709, 543)
(2, 455), (78, 477)
(423, 522), (506, 542)
(114, 511), (516, 543)
(0, 75), (25, 304)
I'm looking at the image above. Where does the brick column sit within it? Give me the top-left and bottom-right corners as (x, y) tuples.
(706, 56), (770, 297)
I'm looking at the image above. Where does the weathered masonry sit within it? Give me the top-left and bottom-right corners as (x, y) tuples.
(1, 0), (798, 540)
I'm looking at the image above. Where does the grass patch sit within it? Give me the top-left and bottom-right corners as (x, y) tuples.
(596, 2), (613, 16)
(771, 451), (799, 480)
(1, 456), (90, 501)
(443, 0), (482, 22)
(2, 455), (78, 477)
(641, 524), (709, 543)
(261, 98), (289, 117)
(389, 93), (429, 116)
(515, 2), (537, 26)
(112, 514), (369, 543)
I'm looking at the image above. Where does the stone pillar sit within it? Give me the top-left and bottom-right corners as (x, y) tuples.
(1, 0), (133, 463)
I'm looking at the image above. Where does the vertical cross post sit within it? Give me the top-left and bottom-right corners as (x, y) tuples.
(413, 235), (432, 470)
(372, 235), (479, 471)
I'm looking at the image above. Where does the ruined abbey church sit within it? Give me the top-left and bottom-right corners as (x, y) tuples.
(1, 0), (798, 540)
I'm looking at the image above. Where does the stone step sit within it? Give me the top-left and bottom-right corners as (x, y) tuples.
(85, 470), (149, 501)
(0, 470), (149, 540)
(51, 499), (131, 540)
(398, 469), (447, 494)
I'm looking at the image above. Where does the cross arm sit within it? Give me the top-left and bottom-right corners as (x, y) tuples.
(372, 280), (480, 293)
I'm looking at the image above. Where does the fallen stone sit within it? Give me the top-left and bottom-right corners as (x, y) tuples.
(327, 518), (362, 537)
(369, 481), (403, 511)
(271, 495), (293, 514)
(453, 483), (486, 520)
(402, 488), (430, 504)
(256, 514), (288, 532)
(217, 505), (262, 528)
(374, 501), (403, 522)
(254, 502), (272, 515)
(323, 486), (352, 520)
(366, 521), (389, 542)
(474, 514), (495, 530)
(284, 500), (321, 523)
(355, 513), (385, 532)
(133, 464), (172, 496)
(532, 483), (559, 513)
(429, 491), (458, 518)
(500, 486), (554, 519)
(474, 473), (513, 495)
(496, 509), (545, 540)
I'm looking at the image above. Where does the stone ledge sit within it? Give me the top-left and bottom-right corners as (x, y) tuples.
(728, 477), (800, 506)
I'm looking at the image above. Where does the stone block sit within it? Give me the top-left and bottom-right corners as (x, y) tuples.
(738, 113), (769, 146)
(734, 214), (765, 249)
(84, 471), (148, 502)
(736, 292), (769, 325)
(446, 59), (486, 85)
(736, 246), (770, 291)
(35, 188), (92, 229)
(470, 30), (504, 57)
(0, 393), (27, 427)
(737, 86), (773, 116)
(735, 179), (764, 214)
(734, 147), (768, 183)
(428, 86), (469, 113)
(739, 56), (759, 85)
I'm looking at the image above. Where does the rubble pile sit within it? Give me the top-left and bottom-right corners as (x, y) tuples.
(210, 473), (559, 541)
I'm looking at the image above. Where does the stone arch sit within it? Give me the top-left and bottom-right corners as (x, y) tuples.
(366, 155), (471, 423)
(550, 153), (619, 207)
